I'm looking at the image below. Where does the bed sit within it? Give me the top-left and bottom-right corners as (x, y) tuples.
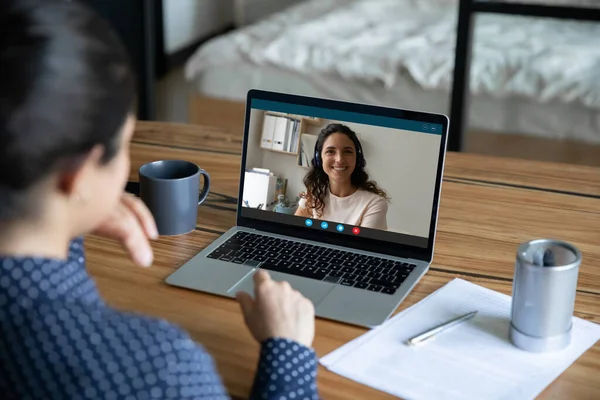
(184, 0), (600, 144)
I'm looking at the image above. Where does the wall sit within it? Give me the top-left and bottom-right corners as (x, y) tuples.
(245, 111), (442, 238)
(162, 0), (234, 54)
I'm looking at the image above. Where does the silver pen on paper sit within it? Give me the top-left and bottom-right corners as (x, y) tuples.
(406, 310), (478, 346)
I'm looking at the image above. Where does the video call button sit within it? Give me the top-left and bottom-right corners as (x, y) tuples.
(352, 227), (360, 235)
(336, 224), (344, 232)
(305, 219), (313, 227)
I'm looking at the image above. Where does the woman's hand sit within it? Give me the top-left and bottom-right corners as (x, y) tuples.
(92, 193), (158, 267)
(294, 205), (312, 218)
(236, 270), (315, 348)
(294, 194), (312, 218)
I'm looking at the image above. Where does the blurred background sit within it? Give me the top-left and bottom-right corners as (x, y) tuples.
(83, 0), (600, 166)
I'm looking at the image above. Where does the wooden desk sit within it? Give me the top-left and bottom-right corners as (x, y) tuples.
(84, 121), (600, 399)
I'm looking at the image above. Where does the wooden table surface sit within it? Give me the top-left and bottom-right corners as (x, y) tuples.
(85, 121), (600, 399)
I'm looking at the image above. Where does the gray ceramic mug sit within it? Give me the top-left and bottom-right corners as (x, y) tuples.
(139, 160), (210, 236)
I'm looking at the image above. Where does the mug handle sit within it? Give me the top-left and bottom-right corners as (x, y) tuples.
(198, 169), (211, 205)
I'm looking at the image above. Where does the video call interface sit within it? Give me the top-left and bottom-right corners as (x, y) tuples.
(241, 99), (443, 249)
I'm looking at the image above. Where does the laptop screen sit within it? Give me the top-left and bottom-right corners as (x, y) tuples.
(239, 94), (446, 251)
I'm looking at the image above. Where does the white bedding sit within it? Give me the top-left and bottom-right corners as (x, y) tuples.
(185, 0), (600, 111)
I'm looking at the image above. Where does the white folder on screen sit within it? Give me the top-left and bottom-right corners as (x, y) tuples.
(261, 115), (277, 149)
(272, 117), (289, 151)
(243, 170), (278, 210)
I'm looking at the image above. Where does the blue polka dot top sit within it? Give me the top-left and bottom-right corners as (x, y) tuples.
(0, 237), (320, 399)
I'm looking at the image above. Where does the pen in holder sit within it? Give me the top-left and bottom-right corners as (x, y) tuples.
(509, 239), (581, 352)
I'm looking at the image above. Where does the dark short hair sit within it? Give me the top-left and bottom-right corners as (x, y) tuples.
(0, 0), (136, 221)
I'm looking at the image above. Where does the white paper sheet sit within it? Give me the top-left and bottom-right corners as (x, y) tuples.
(320, 278), (600, 400)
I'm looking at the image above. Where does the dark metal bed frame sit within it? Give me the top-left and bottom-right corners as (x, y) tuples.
(448, 0), (600, 152)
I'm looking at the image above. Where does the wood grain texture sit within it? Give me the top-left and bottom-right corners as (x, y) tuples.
(445, 152), (600, 196)
(83, 121), (600, 399)
(133, 121), (243, 154)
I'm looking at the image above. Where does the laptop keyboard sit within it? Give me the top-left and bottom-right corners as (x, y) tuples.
(206, 231), (417, 295)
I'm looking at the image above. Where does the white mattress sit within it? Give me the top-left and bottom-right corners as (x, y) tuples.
(186, 0), (600, 143)
(194, 62), (600, 144)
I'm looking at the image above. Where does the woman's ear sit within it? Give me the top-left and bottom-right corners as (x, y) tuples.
(57, 145), (104, 201)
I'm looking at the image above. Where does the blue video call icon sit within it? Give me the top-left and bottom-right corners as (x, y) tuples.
(336, 224), (344, 232)
(305, 219), (313, 227)
(320, 221), (329, 229)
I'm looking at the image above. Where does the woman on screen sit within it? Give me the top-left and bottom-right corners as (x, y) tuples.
(295, 123), (390, 229)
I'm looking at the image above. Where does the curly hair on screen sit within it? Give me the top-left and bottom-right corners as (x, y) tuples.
(301, 123), (389, 218)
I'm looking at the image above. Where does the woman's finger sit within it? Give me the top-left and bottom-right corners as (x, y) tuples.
(97, 202), (154, 267)
(118, 204), (154, 267)
(253, 269), (271, 286)
(121, 193), (158, 239)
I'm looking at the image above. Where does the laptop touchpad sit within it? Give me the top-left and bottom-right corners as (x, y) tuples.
(227, 270), (334, 306)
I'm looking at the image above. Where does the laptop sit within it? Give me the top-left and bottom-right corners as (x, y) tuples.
(165, 90), (448, 328)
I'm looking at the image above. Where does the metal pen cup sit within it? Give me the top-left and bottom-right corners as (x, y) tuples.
(509, 239), (581, 352)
